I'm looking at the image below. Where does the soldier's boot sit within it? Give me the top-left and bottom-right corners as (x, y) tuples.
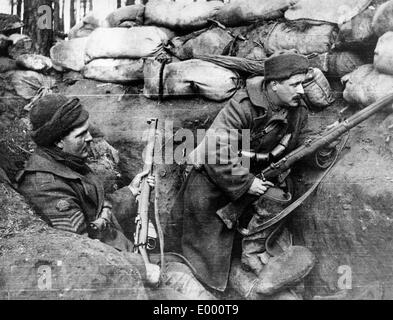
(229, 259), (301, 300)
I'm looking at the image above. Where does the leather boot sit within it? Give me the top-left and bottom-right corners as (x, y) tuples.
(228, 259), (301, 300)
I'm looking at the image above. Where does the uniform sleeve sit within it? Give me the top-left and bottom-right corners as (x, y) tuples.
(191, 95), (256, 201)
(18, 172), (87, 234)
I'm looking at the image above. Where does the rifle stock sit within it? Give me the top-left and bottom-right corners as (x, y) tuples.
(217, 92), (393, 228)
(134, 118), (158, 266)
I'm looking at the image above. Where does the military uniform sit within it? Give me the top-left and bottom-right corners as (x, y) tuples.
(17, 148), (139, 253)
(165, 77), (329, 292)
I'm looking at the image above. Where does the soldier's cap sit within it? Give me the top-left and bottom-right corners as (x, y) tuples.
(264, 51), (309, 82)
(30, 94), (89, 147)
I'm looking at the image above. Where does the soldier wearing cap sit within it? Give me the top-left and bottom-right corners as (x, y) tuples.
(16, 94), (159, 285)
(165, 52), (337, 299)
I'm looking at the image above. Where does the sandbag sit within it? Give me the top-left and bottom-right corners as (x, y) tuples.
(144, 0), (224, 31)
(105, 4), (144, 27)
(374, 31), (393, 75)
(5, 70), (56, 100)
(84, 27), (168, 63)
(7, 34), (32, 60)
(372, 0), (393, 37)
(303, 68), (335, 110)
(265, 22), (337, 56)
(235, 24), (273, 60)
(327, 51), (367, 78)
(342, 64), (393, 107)
(170, 28), (234, 60)
(82, 58), (144, 83)
(285, 0), (372, 25)
(50, 37), (89, 72)
(16, 54), (53, 72)
(0, 57), (17, 73)
(216, 0), (296, 27)
(335, 6), (377, 49)
(143, 58), (239, 102)
(68, 11), (109, 39)
(0, 13), (23, 34)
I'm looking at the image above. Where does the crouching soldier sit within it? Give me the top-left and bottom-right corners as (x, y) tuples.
(165, 52), (338, 299)
(16, 94), (160, 285)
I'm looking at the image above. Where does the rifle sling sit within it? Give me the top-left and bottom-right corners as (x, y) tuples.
(238, 133), (349, 237)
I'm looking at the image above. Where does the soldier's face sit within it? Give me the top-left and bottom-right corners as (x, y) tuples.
(274, 73), (306, 108)
(57, 120), (93, 159)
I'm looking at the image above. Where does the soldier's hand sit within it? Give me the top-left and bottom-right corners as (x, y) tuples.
(248, 178), (274, 196)
(129, 170), (155, 196)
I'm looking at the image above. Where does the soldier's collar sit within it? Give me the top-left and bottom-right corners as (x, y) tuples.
(17, 149), (84, 182)
(246, 76), (270, 110)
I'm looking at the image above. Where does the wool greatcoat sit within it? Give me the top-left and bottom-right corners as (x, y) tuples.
(17, 148), (144, 263)
(165, 77), (329, 292)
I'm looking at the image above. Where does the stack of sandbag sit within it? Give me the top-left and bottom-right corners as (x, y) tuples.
(144, 0), (224, 32)
(342, 64), (393, 107)
(169, 27), (235, 60)
(143, 58), (240, 102)
(215, 0), (296, 27)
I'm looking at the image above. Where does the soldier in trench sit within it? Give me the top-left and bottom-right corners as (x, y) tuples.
(165, 52), (339, 299)
(16, 94), (163, 286)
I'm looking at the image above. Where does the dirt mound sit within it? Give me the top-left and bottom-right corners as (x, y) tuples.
(293, 112), (393, 299)
(0, 181), (147, 300)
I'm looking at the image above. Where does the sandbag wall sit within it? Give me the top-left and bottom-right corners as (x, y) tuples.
(44, 0), (393, 108)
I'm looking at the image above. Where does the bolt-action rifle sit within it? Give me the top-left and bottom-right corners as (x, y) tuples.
(134, 118), (158, 267)
(217, 92), (393, 229)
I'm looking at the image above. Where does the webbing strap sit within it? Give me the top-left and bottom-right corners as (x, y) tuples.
(239, 133), (349, 237)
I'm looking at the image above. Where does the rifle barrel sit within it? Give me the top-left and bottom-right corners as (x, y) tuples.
(262, 92), (393, 178)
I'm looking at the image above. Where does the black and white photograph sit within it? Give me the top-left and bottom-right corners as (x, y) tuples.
(0, 0), (392, 306)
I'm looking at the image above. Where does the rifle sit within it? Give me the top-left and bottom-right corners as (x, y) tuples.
(134, 118), (158, 267)
(217, 92), (393, 230)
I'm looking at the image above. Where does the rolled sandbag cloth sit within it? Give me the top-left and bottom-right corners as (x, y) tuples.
(82, 58), (144, 83)
(105, 4), (144, 27)
(84, 27), (169, 63)
(50, 37), (89, 72)
(372, 0), (393, 37)
(265, 22), (337, 56)
(144, 0), (223, 31)
(374, 32), (393, 76)
(342, 64), (393, 107)
(303, 68), (335, 110)
(216, 0), (297, 27)
(143, 58), (240, 102)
